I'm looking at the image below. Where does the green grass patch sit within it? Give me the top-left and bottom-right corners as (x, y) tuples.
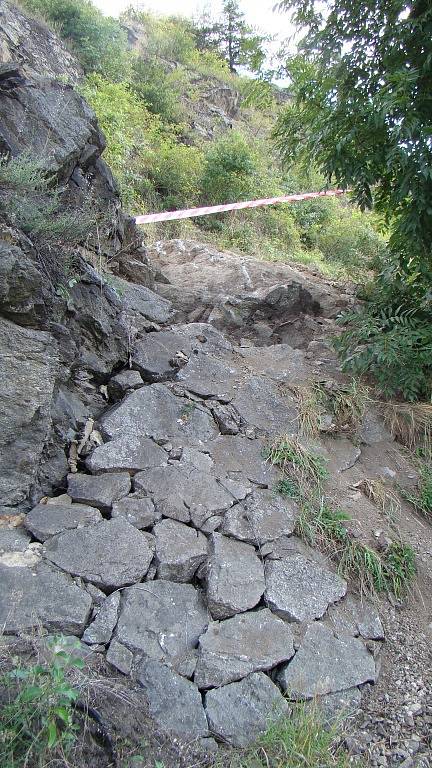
(265, 436), (329, 488)
(219, 703), (356, 768)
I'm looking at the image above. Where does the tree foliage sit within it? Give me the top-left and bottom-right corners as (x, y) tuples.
(195, 0), (268, 73)
(274, 0), (432, 282)
(274, 0), (432, 400)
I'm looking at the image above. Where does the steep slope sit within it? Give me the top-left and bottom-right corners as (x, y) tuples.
(0, 5), (431, 768)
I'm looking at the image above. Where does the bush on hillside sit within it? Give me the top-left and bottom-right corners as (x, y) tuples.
(20, 0), (130, 79)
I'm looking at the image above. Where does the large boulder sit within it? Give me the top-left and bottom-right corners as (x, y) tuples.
(115, 581), (209, 668)
(154, 519), (207, 582)
(0, 317), (58, 511)
(24, 502), (102, 541)
(137, 659), (208, 739)
(100, 383), (218, 445)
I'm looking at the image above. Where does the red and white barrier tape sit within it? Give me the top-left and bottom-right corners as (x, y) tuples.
(134, 189), (346, 225)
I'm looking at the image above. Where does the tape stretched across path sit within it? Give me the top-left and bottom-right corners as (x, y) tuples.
(134, 189), (346, 225)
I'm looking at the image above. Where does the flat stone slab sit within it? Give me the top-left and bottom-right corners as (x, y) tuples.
(0, 527), (31, 552)
(195, 608), (295, 689)
(177, 352), (240, 401)
(100, 383), (218, 445)
(67, 472), (131, 511)
(82, 591), (121, 645)
(205, 435), (278, 487)
(86, 436), (167, 475)
(106, 639), (133, 675)
(132, 330), (191, 381)
(24, 502), (102, 541)
(231, 376), (299, 435)
(43, 518), (153, 589)
(107, 369), (143, 400)
(118, 280), (174, 324)
(137, 659), (208, 739)
(135, 462), (235, 524)
(277, 622), (376, 699)
(205, 672), (290, 747)
(265, 554), (347, 622)
(115, 581), (209, 668)
(111, 494), (160, 529)
(0, 562), (91, 634)
(221, 489), (298, 545)
(206, 533), (265, 619)
(154, 519), (207, 582)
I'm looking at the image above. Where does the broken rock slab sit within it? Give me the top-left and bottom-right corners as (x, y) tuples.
(82, 591), (121, 645)
(107, 369), (143, 400)
(154, 518), (207, 582)
(86, 435), (167, 475)
(134, 462), (234, 524)
(206, 435), (278, 487)
(115, 581), (209, 668)
(100, 383), (218, 446)
(277, 622), (376, 699)
(194, 608), (295, 689)
(43, 518), (153, 589)
(177, 352), (241, 401)
(205, 672), (290, 747)
(137, 659), (209, 739)
(325, 595), (384, 641)
(221, 489), (298, 545)
(24, 502), (102, 542)
(231, 376), (299, 435)
(106, 639), (133, 675)
(111, 494), (160, 529)
(132, 329), (191, 381)
(67, 472), (131, 512)
(0, 562), (91, 635)
(206, 533), (265, 619)
(265, 554), (347, 622)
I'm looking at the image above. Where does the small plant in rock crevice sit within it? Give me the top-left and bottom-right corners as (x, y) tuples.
(0, 636), (84, 768)
(294, 380), (369, 439)
(267, 434), (416, 598)
(402, 463), (432, 521)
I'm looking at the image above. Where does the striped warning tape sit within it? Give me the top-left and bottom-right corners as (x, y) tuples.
(134, 189), (346, 225)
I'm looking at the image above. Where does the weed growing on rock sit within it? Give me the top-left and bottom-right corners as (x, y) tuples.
(295, 380), (368, 438)
(381, 401), (432, 454)
(219, 703), (356, 768)
(265, 436), (329, 488)
(0, 636), (84, 767)
(268, 435), (416, 597)
(402, 464), (432, 521)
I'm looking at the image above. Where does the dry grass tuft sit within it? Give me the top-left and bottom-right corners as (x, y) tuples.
(380, 401), (432, 453)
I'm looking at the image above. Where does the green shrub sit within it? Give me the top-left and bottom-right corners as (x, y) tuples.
(131, 59), (187, 124)
(201, 131), (263, 205)
(20, 0), (130, 79)
(335, 304), (432, 402)
(0, 153), (96, 242)
(0, 636), (84, 767)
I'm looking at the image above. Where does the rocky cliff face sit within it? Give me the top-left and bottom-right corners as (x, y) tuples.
(0, 0), (156, 512)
